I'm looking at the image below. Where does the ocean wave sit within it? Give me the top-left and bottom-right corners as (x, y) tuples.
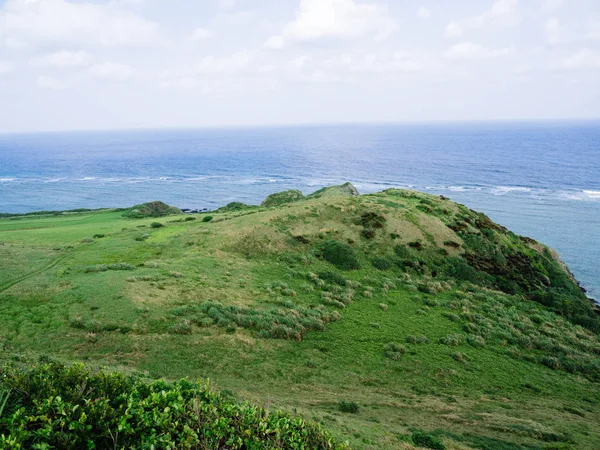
(491, 186), (533, 195)
(560, 190), (600, 201)
(0, 178), (16, 182)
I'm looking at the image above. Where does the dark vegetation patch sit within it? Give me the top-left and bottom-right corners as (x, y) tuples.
(338, 400), (359, 414)
(84, 263), (136, 273)
(358, 211), (386, 239)
(319, 240), (361, 270)
(122, 201), (182, 219)
(412, 431), (446, 450)
(372, 257), (392, 271)
(217, 201), (254, 212)
(0, 363), (347, 449)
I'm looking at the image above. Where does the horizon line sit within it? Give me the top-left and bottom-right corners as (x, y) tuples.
(1, 117), (599, 136)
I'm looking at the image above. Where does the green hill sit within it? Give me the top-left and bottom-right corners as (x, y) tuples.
(307, 182), (360, 199)
(1, 186), (599, 449)
(261, 189), (305, 207)
(121, 200), (183, 219)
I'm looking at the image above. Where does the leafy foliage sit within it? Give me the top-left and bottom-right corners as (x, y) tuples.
(0, 363), (348, 449)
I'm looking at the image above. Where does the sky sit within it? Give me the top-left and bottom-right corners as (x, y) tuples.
(0, 0), (599, 132)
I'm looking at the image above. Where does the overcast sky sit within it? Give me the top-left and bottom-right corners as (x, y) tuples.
(0, 0), (599, 132)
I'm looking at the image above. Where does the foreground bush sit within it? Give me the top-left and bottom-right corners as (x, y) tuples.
(0, 363), (348, 449)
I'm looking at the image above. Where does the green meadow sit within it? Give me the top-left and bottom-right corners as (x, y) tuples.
(1, 185), (599, 449)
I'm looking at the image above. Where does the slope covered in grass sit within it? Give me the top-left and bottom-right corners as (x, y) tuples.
(0, 185), (599, 449)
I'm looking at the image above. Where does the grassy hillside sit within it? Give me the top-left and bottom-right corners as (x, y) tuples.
(1, 185), (599, 449)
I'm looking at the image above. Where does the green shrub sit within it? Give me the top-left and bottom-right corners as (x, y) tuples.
(441, 334), (464, 346)
(443, 240), (460, 248)
(150, 222), (164, 228)
(383, 342), (406, 360)
(408, 240), (423, 250)
(185, 216), (196, 221)
(121, 201), (182, 219)
(412, 431), (446, 450)
(338, 400), (359, 414)
(107, 263), (135, 271)
(321, 240), (361, 270)
(84, 264), (108, 273)
(467, 334), (486, 348)
(135, 233), (150, 241)
(317, 271), (348, 286)
(442, 257), (481, 283)
(93, 234), (105, 239)
(394, 245), (411, 259)
(0, 363), (347, 449)
(202, 215), (213, 222)
(372, 257), (392, 270)
(406, 335), (429, 344)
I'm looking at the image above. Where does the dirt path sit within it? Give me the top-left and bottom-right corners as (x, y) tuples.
(0, 254), (70, 294)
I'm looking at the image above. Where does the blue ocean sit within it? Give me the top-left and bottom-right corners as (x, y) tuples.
(0, 121), (599, 299)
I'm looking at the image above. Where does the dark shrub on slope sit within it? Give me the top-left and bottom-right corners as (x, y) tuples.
(321, 240), (361, 270)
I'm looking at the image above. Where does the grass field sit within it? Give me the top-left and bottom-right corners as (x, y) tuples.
(1, 186), (599, 449)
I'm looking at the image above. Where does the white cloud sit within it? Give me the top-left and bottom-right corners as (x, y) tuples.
(36, 74), (68, 90)
(196, 51), (254, 75)
(4, 37), (26, 49)
(542, 0), (562, 9)
(217, 0), (236, 10)
(189, 27), (213, 41)
(30, 50), (92, 68)
(290, 56), (309, 70)
(417, 7), (432, 19)
(0, 60), (15, 74)
(89, 62), (133, 81)
(445, 0), (520, 38)
(559, 49), (600, 70)
(445, 21), (464, 38)
(545, 18), (559, 45)
(281, 0), (396, 43)
(264, 35), (285, 50)
(444, 42), (514, 61)
(0, 0), (160, 46)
